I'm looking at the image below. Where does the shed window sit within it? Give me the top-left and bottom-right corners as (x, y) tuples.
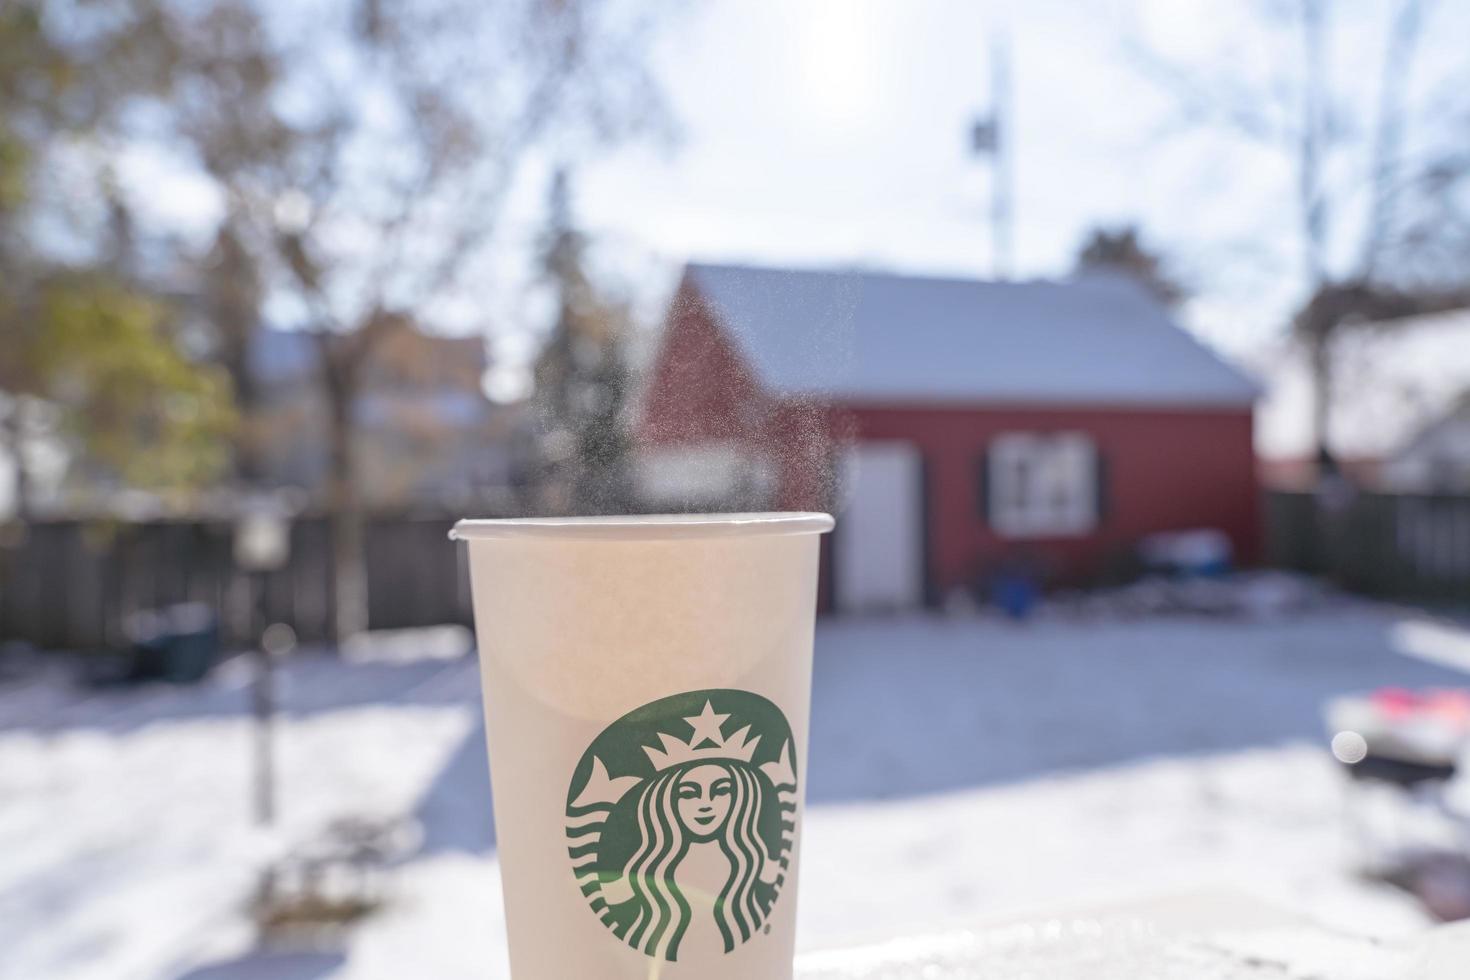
(983, 433), (1100, 538)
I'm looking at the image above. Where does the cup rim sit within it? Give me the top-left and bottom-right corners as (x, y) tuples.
(450, 511), (834, 541)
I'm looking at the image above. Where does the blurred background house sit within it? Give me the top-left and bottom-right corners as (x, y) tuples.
(1385, 395), (1470, 494)
(637, 263), (1259, 610)
(1260, 311), (1470, 493)
(246, 326), (512, 509)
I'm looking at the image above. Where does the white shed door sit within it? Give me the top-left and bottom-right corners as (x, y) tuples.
(837, 442), (924, 611)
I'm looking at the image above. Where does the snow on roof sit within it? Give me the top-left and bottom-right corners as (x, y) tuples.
(249, 326), (489, 389)
(249, 326), (318, 385)
(686, 263), (1260, 407)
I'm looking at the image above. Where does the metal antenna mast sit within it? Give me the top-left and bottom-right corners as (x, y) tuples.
(970, 29), (1014, 279)
(991, 32), (1013, 279)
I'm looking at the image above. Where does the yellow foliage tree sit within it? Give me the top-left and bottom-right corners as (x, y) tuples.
(35, 274), (235, 501)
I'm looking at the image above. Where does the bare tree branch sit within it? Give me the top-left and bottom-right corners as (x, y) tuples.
(162, 0), (674, 640)
(1124, 0), (1470, 467)
(1362, 0), (1432, 278)
(1296, 0), (1329, 286)
(1121, 36), (1284, 143)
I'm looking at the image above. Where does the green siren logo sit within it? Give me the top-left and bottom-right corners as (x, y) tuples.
(565, 689), (798, 962)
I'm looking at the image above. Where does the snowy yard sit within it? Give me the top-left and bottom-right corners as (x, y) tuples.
(5, 604), (1470, 980)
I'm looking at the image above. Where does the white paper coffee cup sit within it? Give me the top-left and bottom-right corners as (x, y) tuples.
(452, 512), (834, 979)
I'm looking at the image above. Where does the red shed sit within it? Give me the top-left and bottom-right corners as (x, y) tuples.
(635, 263), (1261, 611)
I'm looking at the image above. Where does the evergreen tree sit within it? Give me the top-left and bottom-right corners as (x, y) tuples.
(1074, 225), (1186, 308)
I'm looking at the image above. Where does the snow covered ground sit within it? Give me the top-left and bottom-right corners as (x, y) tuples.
(4, 604), (1470, 980)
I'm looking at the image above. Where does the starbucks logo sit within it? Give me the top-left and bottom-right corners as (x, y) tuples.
(565, 689), (798, 963)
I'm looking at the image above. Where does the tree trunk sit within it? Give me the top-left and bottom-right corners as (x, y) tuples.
(1308, 330), (1334, 476)
(0, 401), (29, 645)
(2, 398), (31, 525)
(222, 329), (265, 486)
(323, 361), (368, 645)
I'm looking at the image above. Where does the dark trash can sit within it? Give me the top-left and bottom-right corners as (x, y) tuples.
(162, 603), (219, 683)
(123, 603), (220, 684)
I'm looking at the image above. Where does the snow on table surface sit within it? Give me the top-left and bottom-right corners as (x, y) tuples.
(795, 897), (1470, 979)
(4, 605), (1470, 980)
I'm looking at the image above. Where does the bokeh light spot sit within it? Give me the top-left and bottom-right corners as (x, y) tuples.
(1331, 730), (1368, 765)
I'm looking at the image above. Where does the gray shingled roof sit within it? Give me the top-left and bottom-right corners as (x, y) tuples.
(687, 263), (1260, 407)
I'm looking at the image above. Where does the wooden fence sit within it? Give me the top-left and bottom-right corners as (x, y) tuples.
(0, 513), (476, 651)
(7, 493), (1464, 651)
(1267, 491), (1470, 602)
